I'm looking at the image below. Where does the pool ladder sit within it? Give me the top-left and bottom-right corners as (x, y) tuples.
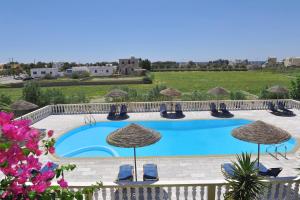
(84, 114), (96, 126)
(266, 144), (288, 160)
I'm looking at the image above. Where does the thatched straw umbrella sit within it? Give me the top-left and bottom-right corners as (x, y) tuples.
(232, 120), (291, 166)
(106, 123), (161, 181)
(160, 88), (181, 112)
(105, 89), (128, 99)
(10, 100), (38, 111)
(267, 85), (289, 99)
(160, 88), (182, 97)
(207, 87), (229, 96)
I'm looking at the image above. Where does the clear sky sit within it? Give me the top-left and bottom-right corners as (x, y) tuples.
(1, 0), (300, 63)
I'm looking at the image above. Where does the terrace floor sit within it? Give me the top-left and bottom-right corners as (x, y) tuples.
(32, 109), (300, 183)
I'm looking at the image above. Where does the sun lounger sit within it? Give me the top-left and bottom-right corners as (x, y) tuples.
(175, 103), (184, 118)
(160, 104), (168, 118)
(117, 164), (134, 182)
(219, 103), (233, 117)
(143, 164), (159, 181)
(268, 102), (279, 113)
(222, 163), (281, 177)
(277, 102), (294, 116)
(119, 104), (128, 118)
(210, 103), (220, 116)
(258, 167), (283, 177)
(107, 105), (117, 119)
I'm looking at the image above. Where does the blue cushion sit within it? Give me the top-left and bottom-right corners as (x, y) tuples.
(143, 164), (158, 180)
(118, 165), (133, 181)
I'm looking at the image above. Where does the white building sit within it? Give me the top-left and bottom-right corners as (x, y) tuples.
(283, 57), (300, 67)
(66, 65), (116, 76)
(30, 68), (59, 78)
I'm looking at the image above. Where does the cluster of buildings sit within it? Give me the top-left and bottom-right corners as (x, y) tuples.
(30, 56), (145, 79)
(263, 57), (300, 68)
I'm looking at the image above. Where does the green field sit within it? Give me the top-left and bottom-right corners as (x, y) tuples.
(0, 71), (295, 101)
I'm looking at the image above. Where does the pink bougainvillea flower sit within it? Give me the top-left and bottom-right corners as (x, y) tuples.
(0, 112), (13, 125)
(57, 178), (68, 188)
(47, 130), (54, 137)
(48, 146), (55, 154)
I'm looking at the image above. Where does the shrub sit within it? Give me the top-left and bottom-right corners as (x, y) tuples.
(44, 74), (55, 80)
(22, 81), (42, 105)
(290, 76), (300, 100)
(71, 72), (80, 79)
(0, 93), (12, 105)
(230, 91), (246, 100)
(39, 89), (67, 106)
(223, 153), (264, 200)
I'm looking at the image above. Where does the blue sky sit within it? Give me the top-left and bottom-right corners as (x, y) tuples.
(1, 0), (300, 63)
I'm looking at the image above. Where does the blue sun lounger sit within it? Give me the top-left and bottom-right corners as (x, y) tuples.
(143, 164), (159, 181)
(117, 164), (134, 182)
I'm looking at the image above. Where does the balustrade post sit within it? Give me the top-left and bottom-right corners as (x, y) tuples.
(207, 184), (216, 200)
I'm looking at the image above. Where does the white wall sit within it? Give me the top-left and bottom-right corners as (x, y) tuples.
(30, 68), (59, 78)
(88, 66), (115, 76)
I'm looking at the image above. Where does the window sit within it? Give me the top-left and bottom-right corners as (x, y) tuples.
(50, 72), (52, 74)
(33, 71), (37, 75)
(41, 71), (46, 74)
(106, 70), (109, 73)
(132, 61), (135, 64)
(95, 70), (97, 73)
(128, 60), (130, 64)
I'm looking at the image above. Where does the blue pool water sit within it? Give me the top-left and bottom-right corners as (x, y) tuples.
(55, 119), (297, 158)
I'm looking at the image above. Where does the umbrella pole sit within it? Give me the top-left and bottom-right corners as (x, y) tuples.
(257, 144), (260, 167)
(134, 147), (137, 181)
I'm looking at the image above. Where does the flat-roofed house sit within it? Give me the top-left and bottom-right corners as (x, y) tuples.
(30, 68), (59, 78)
(88, 65), (116, 76)
(119, 56), (141, 75)
(66, 65), (117, 76)
(284, 57), (300, 67)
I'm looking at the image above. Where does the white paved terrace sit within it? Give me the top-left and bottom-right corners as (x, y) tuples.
(32, 110), (300, 183)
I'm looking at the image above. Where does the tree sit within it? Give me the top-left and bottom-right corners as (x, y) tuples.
(139, 59), (152, 71)
(22, 81), (42, 105)
(290, 76), (300, 100)
(223, 153), (264, 200)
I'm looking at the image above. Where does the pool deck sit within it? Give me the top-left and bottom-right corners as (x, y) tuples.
(32, 109), (300, 183)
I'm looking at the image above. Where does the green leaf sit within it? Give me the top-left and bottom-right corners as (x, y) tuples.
(0, 142), (11, 150)
(22, 148), (31, 156)
(28, 191), (36, 200)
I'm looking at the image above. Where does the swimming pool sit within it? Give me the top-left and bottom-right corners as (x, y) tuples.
(55, 119), (297, 158)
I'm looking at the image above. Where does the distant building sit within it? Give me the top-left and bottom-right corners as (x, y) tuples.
(119, 56), (141, 75)
(283, 57), (300, 67)
(262, 57), (277, 68)
(30, 68), (59, 78)
(66, 65), (116, 76)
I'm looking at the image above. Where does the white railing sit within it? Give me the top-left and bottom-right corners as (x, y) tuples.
(17, 105), (52, 124)
(68, 177), (300, 200)
(19, 99), (299, 125)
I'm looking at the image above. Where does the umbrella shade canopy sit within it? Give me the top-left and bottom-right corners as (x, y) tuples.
(105, 89), (128, 98)
(10, 100), (38, 111)
(207, 87), (229, 96)
(267, 85), (289, 95)
(106, 123), (161, 148)
(232, 120), (291, 144)
(160, 88), (181, 97)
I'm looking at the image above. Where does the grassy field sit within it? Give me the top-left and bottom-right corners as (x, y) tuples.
(0, 71), (295, 101)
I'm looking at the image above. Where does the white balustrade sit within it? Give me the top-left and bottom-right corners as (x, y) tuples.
(17, 99), (299, 125)
(67, 177), (300, 200)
